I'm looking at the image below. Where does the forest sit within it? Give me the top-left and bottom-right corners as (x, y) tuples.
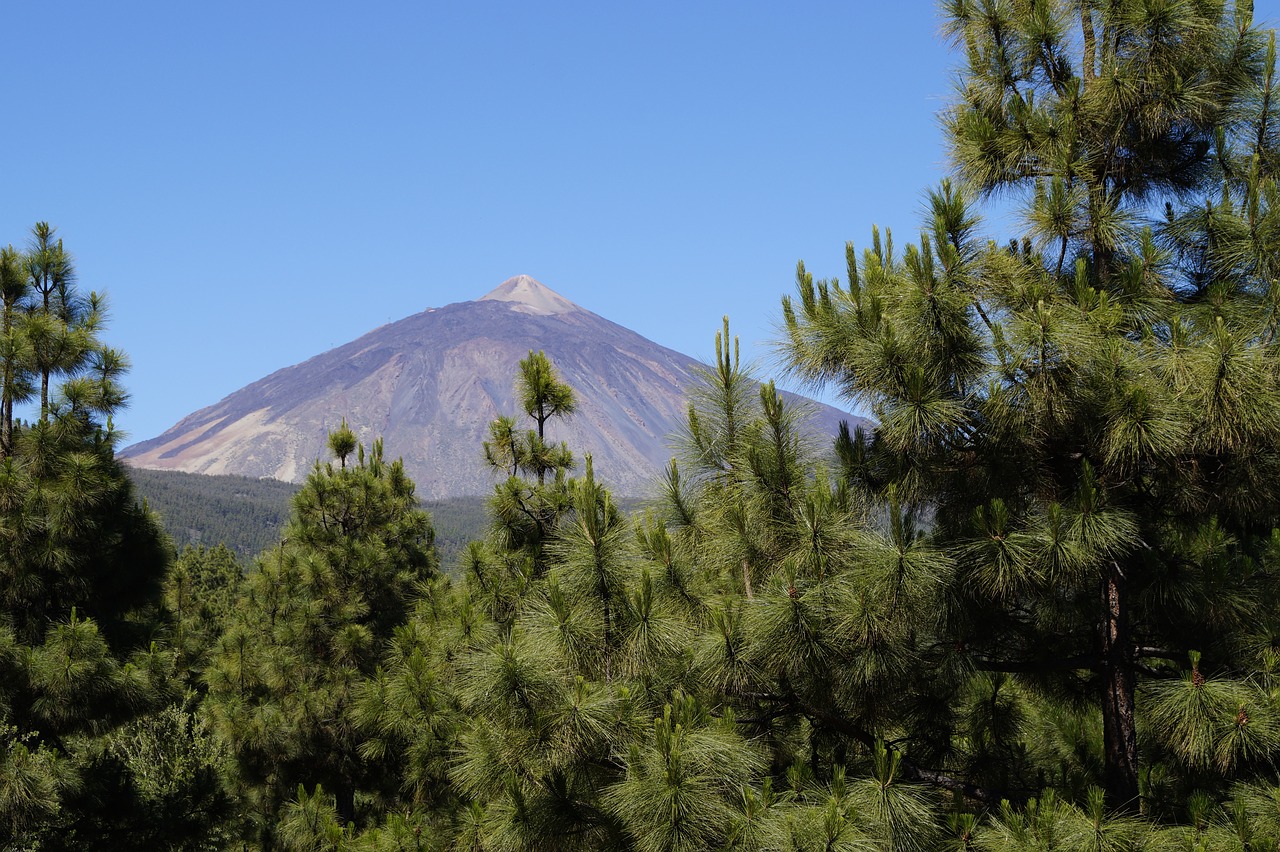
(7, 1), (1280, 848)
(127, 470), (501, 570)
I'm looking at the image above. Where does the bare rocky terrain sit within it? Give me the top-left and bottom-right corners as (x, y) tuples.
(123, 276), (860, 498)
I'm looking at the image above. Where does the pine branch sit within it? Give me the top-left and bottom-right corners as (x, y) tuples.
(1081, 3), (1097, 82)
(738, 691), (1009, 806)
(797, 700), (1010, 806)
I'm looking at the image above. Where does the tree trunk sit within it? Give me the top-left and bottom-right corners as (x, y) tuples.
(1101, 564), (1139, 810)
(1080, 3), (1097, 82)
(2, 394), (11, 458)
(2, 303), (13, 457)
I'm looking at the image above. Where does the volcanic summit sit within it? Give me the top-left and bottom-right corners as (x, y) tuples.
(122, 276), (854, 498)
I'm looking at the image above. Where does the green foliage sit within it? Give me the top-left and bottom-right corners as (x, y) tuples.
(167, 544), (245, 687)
(0, 222), (231, 849)
(130, 467), (495, 572)
(604, 694), (765, 852)
(0, 422), (171, 649)
(0, 724), (76, 846)
(484, 350), (577, 489)
(206, 433), (438, 843)
(254, 6), (1280, 847)
(328, 420), (358, 469)
(129, 467), (300, 560)
(518, 349), (577, 441)
(776, 0), (1280, 826)
(478, 350), (580, 594)
(422, 495), (498, 573)
(50, 702), (236, 851)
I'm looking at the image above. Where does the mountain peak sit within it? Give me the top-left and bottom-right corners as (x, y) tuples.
(478, 275), (581, 316)
(123, 275), (862, 499)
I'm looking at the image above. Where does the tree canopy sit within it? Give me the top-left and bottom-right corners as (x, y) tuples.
(0, 222), (231, 850)
(782, 0), (1280, 815)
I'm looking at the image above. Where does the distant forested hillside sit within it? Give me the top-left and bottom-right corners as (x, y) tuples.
(127, 466), (493, 568)
(126, 467), (300, 560)
(420, 495), (489, 572)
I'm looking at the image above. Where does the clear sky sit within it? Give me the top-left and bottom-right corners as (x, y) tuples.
(5, 1), (1278, 445)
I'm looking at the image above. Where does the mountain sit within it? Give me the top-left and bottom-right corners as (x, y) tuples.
(122, 276), (860, 499)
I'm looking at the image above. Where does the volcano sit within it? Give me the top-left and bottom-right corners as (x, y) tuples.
(122, 276), (858, 499)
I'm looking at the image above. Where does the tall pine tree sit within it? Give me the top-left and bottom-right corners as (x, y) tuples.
(0, 222), (230, 849)
(781, 0), (1280, 812)
(206, 430), (437, 845)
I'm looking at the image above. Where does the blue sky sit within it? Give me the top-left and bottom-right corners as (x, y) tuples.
(6, 2), (1277, 445)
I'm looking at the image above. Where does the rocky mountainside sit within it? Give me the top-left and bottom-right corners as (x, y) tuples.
(123, 276), (860, 499)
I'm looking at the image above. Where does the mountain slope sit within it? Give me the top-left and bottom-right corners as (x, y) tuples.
(123, 276), (858, 498)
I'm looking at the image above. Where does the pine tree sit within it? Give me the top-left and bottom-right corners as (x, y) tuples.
(421, 353), (786, 851)
(0, 244), (32, 457)
(483, 350), (576, 486)
(167, 543), (245, 689)
(657, 321), (953, 850)
(781, 0), (1280, 813)
(517, 350), (577, 468)
(206, 432), (437, 845)
(22, 222), (125, 429)
(476, 350), (579, 610)
(0, 223), (234, 849)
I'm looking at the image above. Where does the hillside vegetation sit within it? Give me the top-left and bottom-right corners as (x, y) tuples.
(130, 466), (645, 573)
(127, 467), (300, 560)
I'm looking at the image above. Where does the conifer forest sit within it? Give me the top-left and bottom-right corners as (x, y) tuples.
(11, 1), (1280, 848)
